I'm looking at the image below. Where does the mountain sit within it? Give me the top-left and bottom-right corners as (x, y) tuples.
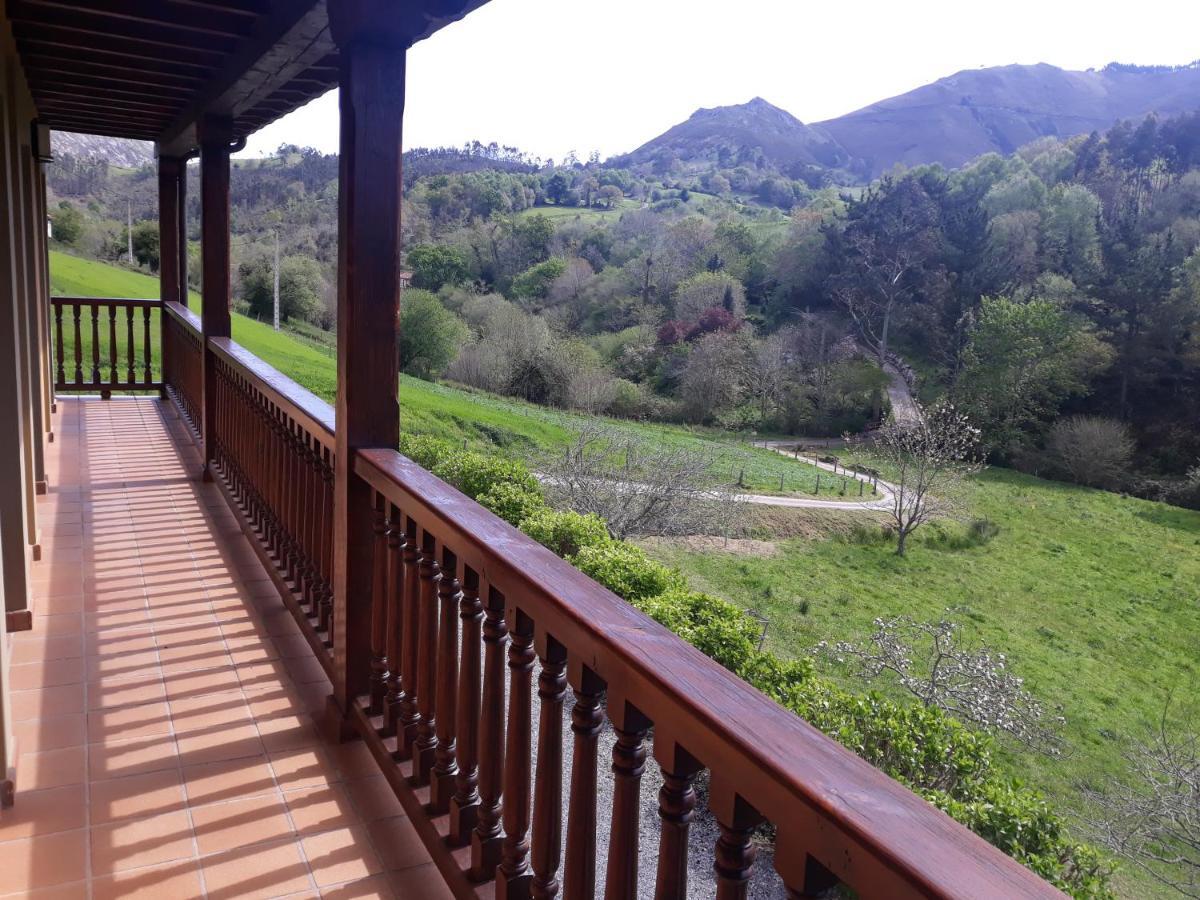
(51, 132), (153, 168)
(611, 97), (854, 179)
(818, 62), (1200, 177)
(621, 62), (1200, 182)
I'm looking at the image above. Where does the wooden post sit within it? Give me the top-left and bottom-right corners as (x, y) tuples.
(199, 116), (232, 479)
(327, 6), (406, 726)
(158, 154), (183, 389)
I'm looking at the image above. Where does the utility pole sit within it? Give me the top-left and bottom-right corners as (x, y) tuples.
(272, 227), (280, 331)
(126, 200), (133, 264)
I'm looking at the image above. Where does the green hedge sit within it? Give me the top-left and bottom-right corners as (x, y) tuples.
(397, 435), (1113, 897)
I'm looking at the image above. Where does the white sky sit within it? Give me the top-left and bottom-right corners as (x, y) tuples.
(241, 0), (1200, 163)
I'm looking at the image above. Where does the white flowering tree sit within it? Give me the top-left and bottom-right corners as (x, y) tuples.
(819, 615), (1064, 754)
(1091, 701), (1199, 897)
(875, 400), (983, 555)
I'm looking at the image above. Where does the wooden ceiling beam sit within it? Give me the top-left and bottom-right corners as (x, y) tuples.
(19, 40), (216, 75)
(37, 103), (168, 125)
(25, 57), (205, 86)
(15, 0), (250, 39)
(23, 53), (211, 82)
(47, 122), (155, 140)
(12, 22), (224, 65)
(24, 71), (194, 98)
(36, 93), (179, 116)
(6, 2), (240, 53)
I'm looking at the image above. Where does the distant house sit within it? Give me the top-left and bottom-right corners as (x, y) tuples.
(400, 270), (412, 291)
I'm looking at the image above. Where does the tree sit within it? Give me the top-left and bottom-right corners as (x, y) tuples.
(580, 176), (600, 207)
(407, 243), (468, 291)
(955, 296), (1110, 456)
(51, 201), (83, 245)
(819, 615), (1063, 753)
(398, 289), (468, 379)
(543, 424), (742, 539)
(875, 400), (983, 556)
(673, 272), (746, 324)
(1090, 699), (1199, 897)
(1047, 416), (1135, 489)
(511, 257), (567, 304)
(239, 254), (324, 325)
(130, 220), (159, 271)
(827, 176), (944, 368)
(545, 172), (570, 205)
(598, 184), (623, 208)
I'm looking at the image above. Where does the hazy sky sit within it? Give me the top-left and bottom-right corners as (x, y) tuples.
(241, 0), (1200, 163)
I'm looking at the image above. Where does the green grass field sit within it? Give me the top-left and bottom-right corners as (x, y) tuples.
(48, 251), (836, 496)
(646, 464), (1200, 898)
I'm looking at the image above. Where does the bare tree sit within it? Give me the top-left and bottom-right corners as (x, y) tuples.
(1090, 700), (1199, 897)
(542, 424), (743, 539)
(819, 615), (1064, 753)
(875, 400), (983, 555)
(1047, 415), (1135, 490)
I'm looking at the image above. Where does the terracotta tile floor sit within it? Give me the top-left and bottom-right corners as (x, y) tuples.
(3, 397), (450, 899)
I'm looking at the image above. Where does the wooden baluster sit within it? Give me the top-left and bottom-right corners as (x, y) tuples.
(142, 304), (152, 385)
(107, 304), (117, 386)
(604, 701), (651, 900)
(125, 305), (135, 384)
(89, 305), (101, 386)
(653, 743), (702, 900)
(450, 565), (482, 844)
(710, 785), (764, 900)
(395, 515), (421, 756)
(368, 491), (390, 714)
(298, 435), (316, 614)
(471, 586), (507, 880)
(414, 529), (440, 784)
(383, 503), (406, 736)
(72, 304), (83, 384)
(772, 832), (839, 899)
(54, 302), (65, 387)
(319, 453), (334, 640)
(531, 637), (567, 900)
(496, 609), (535, 900)
(431, 547), (462, 812)
(563, 667), (605, 900)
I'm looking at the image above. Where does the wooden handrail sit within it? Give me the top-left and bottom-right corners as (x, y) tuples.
(50, 295), (162, 307)
(207, 335), (335, 452)
(354, 447), (1064, 899)
(162, 327), (1063, 898)
(163, 299), (201, 333)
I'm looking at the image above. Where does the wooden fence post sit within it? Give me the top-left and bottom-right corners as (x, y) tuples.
(199, 116), (232, 479)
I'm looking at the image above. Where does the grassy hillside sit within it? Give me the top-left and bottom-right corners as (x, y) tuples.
(48, 251), (835, 497)
(647, 464), (1200, 898)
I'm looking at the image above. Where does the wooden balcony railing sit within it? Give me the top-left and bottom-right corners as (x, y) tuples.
(162, 301), (202, 432)
(51, 296), (161, 396)
(156, 331), (1066, 900)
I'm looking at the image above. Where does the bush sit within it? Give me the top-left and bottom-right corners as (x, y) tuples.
(1047, 416), (1134, 490)
(431, 452), (538, 501)
(569, 542), (684, 602)
(639, 589), (762, 673)
(517, 508), (610, 557)
(478, 482), (545, 526)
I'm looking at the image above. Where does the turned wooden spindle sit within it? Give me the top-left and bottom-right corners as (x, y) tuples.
(531, 638), (568, 900)
(563, 667), (605, 900)
(383, 503), (406, 736)
(711, 789), (764, 900)
(450, 565), (483, 845)
(125, 305), (135, 383)
(54, 302), (65, 386)
(142, 304), (152, 384)
(107, 304), (118, 385)
(90, 305), (101, 385)
(653, 743), (702, 900)
(605, 703), (651, 900)
(430, 547), (462, 813)
(496, 609), (535, 899)
(395, 516), (422, 756)
(319, 456), (334, 640)
(471, 586), (508, 879)
(413, 528), (441, 784)
(368, 491), (390, 714)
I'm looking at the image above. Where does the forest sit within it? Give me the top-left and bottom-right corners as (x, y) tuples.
(46, 111), (1200, 507)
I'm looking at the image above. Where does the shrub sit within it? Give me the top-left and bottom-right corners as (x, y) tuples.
(477, 482), (545, 527)
(431, 452), (538, 501)
(569, 542), (684, 602)
(517, 508), (611, 557)
(639, 589), (762, 673)
(1047, 416), (1134, 490)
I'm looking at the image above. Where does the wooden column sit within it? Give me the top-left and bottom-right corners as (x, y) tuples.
(0, 78), (32, 634)
(178, 156), (190, 306)
(32, 126), (54, 432)
(199, 117), (232, 478)
(158, 154), (183, 395)
(327, 5), (406, 724)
